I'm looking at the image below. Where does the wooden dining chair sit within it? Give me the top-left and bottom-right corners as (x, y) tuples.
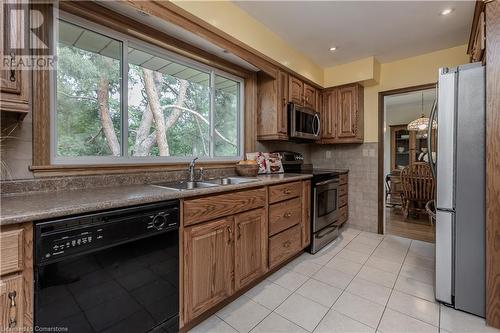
(400, 162), (436, 219)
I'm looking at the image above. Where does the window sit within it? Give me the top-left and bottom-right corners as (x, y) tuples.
(54, 15), (243, 164)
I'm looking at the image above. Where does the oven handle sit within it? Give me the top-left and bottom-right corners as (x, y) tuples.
(316, 178), (340, 186)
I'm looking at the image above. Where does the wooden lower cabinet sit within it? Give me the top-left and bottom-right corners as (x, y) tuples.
(0, 274), (24, 330)
(234, 208), (268, 291)
(301, 180), (311, 247)
(183, 217), (234, 322)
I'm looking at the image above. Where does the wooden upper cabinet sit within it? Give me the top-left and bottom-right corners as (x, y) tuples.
(303, 83), (317, 109)
(234, 208), (267, 291)
(467, 1), (486, 63)
(289, 76), (304, 105)
(183, 217), (234, 322)
(257, 70), (288, 140)
(319, 83), (364, 144)
(0, 0), (29, 119)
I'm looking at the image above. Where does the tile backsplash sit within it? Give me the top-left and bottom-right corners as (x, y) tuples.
(311, 143), (378, 233)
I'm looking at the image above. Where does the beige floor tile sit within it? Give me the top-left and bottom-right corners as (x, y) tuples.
(440, 305), (500, 333)
(394, 275), (435, 302)
(345, 241), (378, 254)
(347, 277), (392, 306)
(387, 290), (439, 326)
(314, 310), (375, 333)
(285, 258), (323, 277)
(360, 231), (385, 240)
(332, 292), (385, 328)
(409, 240), (435, 259)
(189, 315), (237, 333)
(378, 308), (438, 333)
(245, 280), (292, 310)
(296, 278), (343, 307)
(216, 295), (271, 333)
(372, 247), (407, 263)
(400, 262), (434, 284)
(275, 293), (329, 332)
(353, 235), (384, 248)
(250, 312), (307, 333)
(298, 250), (336, 266)
(404, 253), (435, 271)
(313, 265), (356, 289)
(325, 256), (363, 275)
(357, 265), (398, 288)
(267, 267), (309, 291)
(365, 255), (403, 274)
(336, 248), (371, 264)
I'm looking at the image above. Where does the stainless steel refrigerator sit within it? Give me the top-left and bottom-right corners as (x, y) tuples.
(430, 62), (485, 317)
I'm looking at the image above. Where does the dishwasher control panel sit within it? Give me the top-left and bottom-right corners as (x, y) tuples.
(35, 201), (179, 265)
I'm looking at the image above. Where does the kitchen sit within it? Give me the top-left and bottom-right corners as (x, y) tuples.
(1, 1), (499, 333)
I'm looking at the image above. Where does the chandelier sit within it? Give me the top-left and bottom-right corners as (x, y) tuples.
(408, 92), (437, 131)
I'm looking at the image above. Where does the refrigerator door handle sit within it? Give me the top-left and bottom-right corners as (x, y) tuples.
(428, 99), (437, 179)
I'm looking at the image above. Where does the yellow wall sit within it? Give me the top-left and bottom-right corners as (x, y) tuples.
(323, 57), (380, 87)
(172, 0), (323, 85)
(362, 44), (469, 142)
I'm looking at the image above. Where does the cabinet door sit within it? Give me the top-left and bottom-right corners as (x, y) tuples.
(303, 83), (317, 109)
(289, 76), (304, 105)
(277, 71), (289, 134)
(184, 217), (234, 321)
(322, 89), (337, 139)
(301, 181), (311, 248)
(234, 208), (267, 291)
(337, 86), (358, 138)
(0, 274), (24, 330)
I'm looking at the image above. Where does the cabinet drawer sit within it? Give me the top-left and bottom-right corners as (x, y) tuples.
(269, 197), (302, 236)
(269, 225), (302, 269)
(268, 181), (301, 204)
(184, 188), (266, 226)
(0, 228), (23, 276)
(339, 184), (348, 197)
(0, 274), (24, 329)
(339, 205), (348, 224)
(339, 174), (348, 185)
(339, 194), (348, 208)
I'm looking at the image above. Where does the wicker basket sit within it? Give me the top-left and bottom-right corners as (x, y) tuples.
(235, 163), (259, 177)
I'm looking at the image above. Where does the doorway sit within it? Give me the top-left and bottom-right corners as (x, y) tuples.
(377, 83), (436, 242)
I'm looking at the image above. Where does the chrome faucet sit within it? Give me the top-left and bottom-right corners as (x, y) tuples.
(188, 157), (199, 182)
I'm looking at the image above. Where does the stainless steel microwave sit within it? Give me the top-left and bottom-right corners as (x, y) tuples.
(288, 103), (320, 140)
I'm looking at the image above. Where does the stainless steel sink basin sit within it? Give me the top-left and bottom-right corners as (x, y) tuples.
(206, 177), (261, 185)
(152, 181), (220, 191)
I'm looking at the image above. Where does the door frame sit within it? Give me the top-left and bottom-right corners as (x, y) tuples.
(377, 83), (437, 234)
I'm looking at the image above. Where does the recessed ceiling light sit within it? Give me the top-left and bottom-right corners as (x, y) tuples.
(329, 47), (337, 52)
(440, 8), (454, 16)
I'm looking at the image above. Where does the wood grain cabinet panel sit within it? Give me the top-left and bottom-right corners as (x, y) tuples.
(337, 85), (358, 139)
(289, 76), (304, 105)
(269, 225), (302, 269)
(277, 71), (289, 134)
(234, 208), (267, 291)
(339, 174), (348, 185)
(269, 197), (302, 236)
(183, 188), (266, 226)
(339, 184), (348, 197)
(339, 194), (348, 208)
(257, 70), (289, 140)
(320, 89), (337, 141)
(268, 181), (301, 204)
(183, 217), (234, 322)
(0, 274), (24, 330)
(0, 229), (23, 276)
(303, 83), (317, 109)
(301, 180), (311, 248)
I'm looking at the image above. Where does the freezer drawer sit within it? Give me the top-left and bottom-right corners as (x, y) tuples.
(435, 210), (454, 304)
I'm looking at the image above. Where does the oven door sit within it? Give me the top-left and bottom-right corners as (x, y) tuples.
(313, 178), (340, 232)
(289, 104), (320, 140)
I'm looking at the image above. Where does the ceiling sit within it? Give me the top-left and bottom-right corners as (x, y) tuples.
(235, 1), (475, 67)
(385, 88), (436, 113)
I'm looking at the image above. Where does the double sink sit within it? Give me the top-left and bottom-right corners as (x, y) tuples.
(152, 177), (260, 191)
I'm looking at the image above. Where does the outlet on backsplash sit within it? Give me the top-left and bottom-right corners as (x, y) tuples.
(325, 150), (332, 159)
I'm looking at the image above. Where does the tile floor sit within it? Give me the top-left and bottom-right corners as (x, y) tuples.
(189, 228), (500, 333)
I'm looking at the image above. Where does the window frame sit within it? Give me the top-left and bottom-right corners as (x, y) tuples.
(51, 11), (244, 165)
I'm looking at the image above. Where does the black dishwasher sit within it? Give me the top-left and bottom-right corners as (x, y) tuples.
(34, 201), (179, 333)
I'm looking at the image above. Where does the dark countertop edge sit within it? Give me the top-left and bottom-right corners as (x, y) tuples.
(0, 174), (312, 226)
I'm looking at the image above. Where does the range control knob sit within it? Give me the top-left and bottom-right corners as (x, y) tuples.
(152, 214), (167, 230)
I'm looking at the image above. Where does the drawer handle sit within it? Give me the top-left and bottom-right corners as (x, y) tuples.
(283, 212), (292, 218)
(227, 226), (232, 244)
(283, 189), (291, 195)
(237, 223), (241, 240)
(283, 240), (291, 248)
(8, 291), (17, 328)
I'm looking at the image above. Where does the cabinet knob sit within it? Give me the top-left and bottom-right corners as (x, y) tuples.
(9, 53), (16, 82)
(283, 240), (291, 248)
(8, 291), (17, 328)
(227, 226), (232, 244)
(284, 212), (292, 218)
(237, 223), (241, 240)
(283, 189), (291, 195)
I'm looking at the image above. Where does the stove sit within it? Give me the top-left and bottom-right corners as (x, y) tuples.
(273, 151), (343, 253)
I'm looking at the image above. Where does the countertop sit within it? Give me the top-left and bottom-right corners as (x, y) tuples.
(0, 173), (312, 225)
